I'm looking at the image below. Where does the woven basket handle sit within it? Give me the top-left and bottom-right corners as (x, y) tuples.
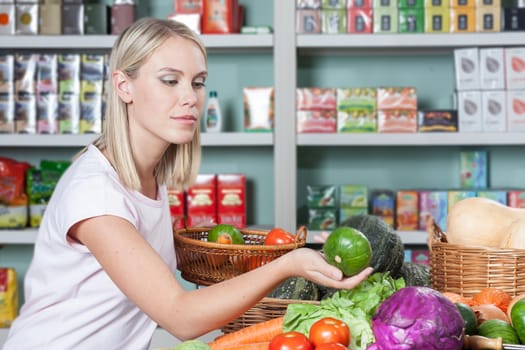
(295, 225), (307, 243)
(426, 216), (448, 252)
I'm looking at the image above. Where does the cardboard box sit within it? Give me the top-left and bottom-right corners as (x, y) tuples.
(457, 90), (482, 132)
(481, 90), (506, 132)
(347, 8), (373, 33)
(296, 88), (337, 110)
(479, 48), (505, 90)
(507, 90), (525, 131)
(419, 191), (448, 230)
(186, 174), (217, 227)
(460, 150), (488, 189)
(505, 47), (525, 90)
(508, 191), (525, 208)
(396, 190), (419, 231)
(297, 110), (337, 133)
(217, 174), (246, 228)
(168, 188), (186, 230)
(454, 48), (480, 91)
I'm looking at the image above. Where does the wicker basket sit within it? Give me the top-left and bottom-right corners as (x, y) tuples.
(173, 226), (307, 286)
(428, 219), (525, 298)
(221, 297), (320, 334)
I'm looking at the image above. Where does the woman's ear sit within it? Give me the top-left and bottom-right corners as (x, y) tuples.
(113, 70), (132, 103)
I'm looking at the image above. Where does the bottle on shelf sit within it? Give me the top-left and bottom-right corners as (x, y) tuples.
(204, 90), (222, 132)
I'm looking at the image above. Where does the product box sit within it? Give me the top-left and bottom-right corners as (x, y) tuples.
(481, 90), (506, 132)
(202, 0), (241, 34)
(508, 190), (525, 208)
(377, 87), (417, 110)
(323, 0), (347, 8)
(424, 7), (450, 33)
(477, 190), (507, 205)
(174, 0), (203, 13)
(399, 8), (425, 33)
(111, 3), (134, 35)
(186, 174), (217, 228)
(39, 3), (61, 35)
(337, 87), (377, 132)
(347, 8), (373, 33)
(348, 0), (373, 8)
(296, 88), (337, 110)
(507, 90), (525, 131)
(297, 0), (322, 8)
(454, 48), (480, 91)
(296, 9), (322, 33)
(321, 9), (347, 33)
(377, 109), (418, 133)
(243, 87), (274, 132)
(339, 184), (368, 208)
(479, 48), (505, 90)
(370, 189), (395, 227)
(457, 90), (482, 132)
(373, 0), (399, 8)
(475, 0), (500, 7)
(297, 110), (337, 133)
(460, 150), (488, 189)
(396, 190), (419, 231)
(62, 4), (84, 35)
(505, 47), (525, 90)
(84, 4), (109, 34)
(339, 207), (368, 224)
(399, 0), (425, 8)
(307, 185), (337, 208)
(476, 6), (501, 32)
(168, 188), (186, 230)
(449, 7), (476, 33)
(424, 0), (451, 7)
(217, 173), (246, 228)
(418, 191), (448, 230)
(411, 249), (430, 265)
(418, 109), (458, 132)
(337, 110), (377, 132)
(308, 208), (337, 230)
(373, 8), (398, 33)
(448, 190), (476, 211)
(58, 54), (81, 96)
(502, 8), (525, 31)
(81, 54), (105, 95)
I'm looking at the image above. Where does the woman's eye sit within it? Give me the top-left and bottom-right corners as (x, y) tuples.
(193, 81), (206, 89)
(161, 78), (178, 86)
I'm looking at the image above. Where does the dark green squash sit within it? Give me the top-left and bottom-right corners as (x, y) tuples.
(267, 277), (319, 300)
(341, 214), (405, 278)
(399, 262), (431, 287)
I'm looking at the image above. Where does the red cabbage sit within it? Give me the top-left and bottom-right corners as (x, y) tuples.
(367, 286), (464, 350)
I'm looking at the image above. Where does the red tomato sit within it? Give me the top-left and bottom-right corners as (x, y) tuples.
(269, 331), (313, 350)
(309, 317), (350, 347)
(315, 343), (348, 350)
(265, 228), (296, 245)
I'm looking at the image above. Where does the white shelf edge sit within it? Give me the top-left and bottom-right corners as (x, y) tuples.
(0, 133), (273, 147)
(297, 33), (525, 49)
(0, 229), (37, 244)
(297, 132), (525, 146)
(307, 230), (428, 245)
(0, 34), (273, 50)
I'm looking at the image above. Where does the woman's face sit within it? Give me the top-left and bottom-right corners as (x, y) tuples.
(124, 35), (207, 148)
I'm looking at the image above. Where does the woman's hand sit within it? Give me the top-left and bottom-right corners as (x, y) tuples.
(285, 247), (373, 290)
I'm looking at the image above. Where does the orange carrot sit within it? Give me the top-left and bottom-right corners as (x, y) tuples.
(208, 316), (284, 350)
(224, 342), (270, 350)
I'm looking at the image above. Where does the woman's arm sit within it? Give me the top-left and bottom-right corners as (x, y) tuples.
(70, 215), (372, 340)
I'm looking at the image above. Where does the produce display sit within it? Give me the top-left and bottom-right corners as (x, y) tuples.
(169, 205), (525, 349)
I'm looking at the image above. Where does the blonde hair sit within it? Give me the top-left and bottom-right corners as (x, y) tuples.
(81, 17), (206, 191)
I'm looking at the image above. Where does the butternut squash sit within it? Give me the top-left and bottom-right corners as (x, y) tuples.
(500, 218), (525, 249)
(447, 197), (525, 248)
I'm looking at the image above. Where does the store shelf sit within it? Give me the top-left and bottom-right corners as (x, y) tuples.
(0, 34), (273, 51)
(0, 229), (37, 244)
(297, 33), (525, 49)
(1, 133), (273, 147)
(297, 133), (525, 146)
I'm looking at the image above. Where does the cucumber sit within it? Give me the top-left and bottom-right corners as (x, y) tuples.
(510, 298), (525, 344)
(478, 319), (520, 345)
(455, 302), (478, 336)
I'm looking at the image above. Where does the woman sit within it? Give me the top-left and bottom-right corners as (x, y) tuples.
(4, 17), (372, 349)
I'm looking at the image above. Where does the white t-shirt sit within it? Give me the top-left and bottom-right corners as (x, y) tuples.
(4, 145), (177, 350)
